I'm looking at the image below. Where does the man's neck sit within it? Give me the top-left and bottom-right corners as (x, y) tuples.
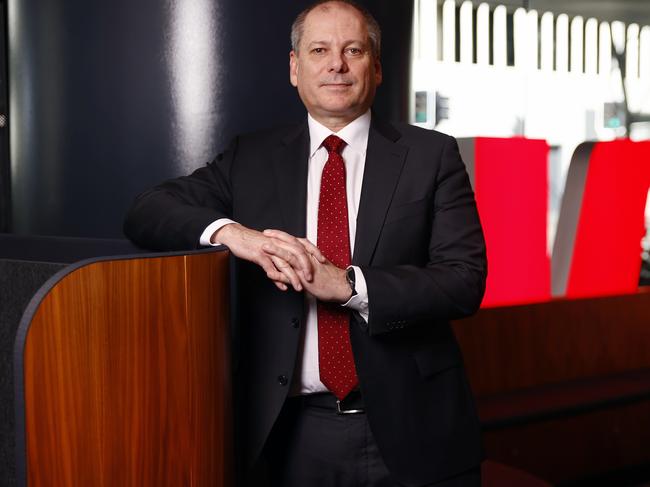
(309, 112), (371, 133)
(309, 111), (370, 132)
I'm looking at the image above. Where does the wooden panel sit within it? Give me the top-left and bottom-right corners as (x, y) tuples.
(482, 400), (650, 484)
(22, 251), (231, 486)
(453, 288), (650, 396)
(452, 288), (650, 483)
(186, 252), (233, 487)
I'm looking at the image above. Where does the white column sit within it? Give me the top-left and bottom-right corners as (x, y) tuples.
(570, 16), (584, 73)
(640, 26), (650, 81)
(540, 12), (554, 72)
(556, 14), (569, 73)
(599, 22), (612, 76)
(528, 10), (539, 70)
(626, 24), (640, 80)
(460, 1), (473, 64)
(515, 9), (539, 71)
(514, 8), (527, 69)
(585, 18), (598, 75)
(493, 5), (507, 67)
(418, 0), (438, 61)
(611, 21), (626, 55)
(476, 3), (490, 65)
(442, 0), (456, 63)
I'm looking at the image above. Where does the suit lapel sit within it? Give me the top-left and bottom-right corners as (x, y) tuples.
(353, 117), (408, 266)
(271, 123), (310, 237)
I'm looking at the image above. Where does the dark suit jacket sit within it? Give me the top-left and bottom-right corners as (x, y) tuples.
(124, 115), (487, 487)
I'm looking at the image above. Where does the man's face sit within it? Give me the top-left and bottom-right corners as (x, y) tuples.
(289, 2), (382, 129)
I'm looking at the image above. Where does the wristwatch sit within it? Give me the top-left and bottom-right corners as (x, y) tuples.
(346, 266), (357, 298)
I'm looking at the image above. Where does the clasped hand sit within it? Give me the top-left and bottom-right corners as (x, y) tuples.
(213, 224), (352, 303)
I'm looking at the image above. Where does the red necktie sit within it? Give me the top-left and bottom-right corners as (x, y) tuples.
(317, 134), (359, 400)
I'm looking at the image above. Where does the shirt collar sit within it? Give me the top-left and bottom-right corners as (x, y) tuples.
(307, 110), (371, 158)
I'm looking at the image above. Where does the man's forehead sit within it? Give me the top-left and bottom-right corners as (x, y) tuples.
(305, 2), (365, 26)
(302, 3), (368, 41)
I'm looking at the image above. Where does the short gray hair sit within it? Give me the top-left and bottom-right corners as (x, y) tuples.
(290, 0), (381, 59)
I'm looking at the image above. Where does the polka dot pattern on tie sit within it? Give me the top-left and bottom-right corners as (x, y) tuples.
(317, 134), (359, 401)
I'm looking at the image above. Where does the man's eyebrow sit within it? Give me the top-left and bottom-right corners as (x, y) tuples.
(306, 39), (368, 48)
(306, 40), (330, 47)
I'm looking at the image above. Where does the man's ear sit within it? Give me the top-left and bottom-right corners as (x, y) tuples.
(289, 51), (299, 87)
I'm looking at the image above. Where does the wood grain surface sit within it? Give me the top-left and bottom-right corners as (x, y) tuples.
(453, 288), (650, 396)
(22, 250), (231, 486)
(452, 288), (650, 483)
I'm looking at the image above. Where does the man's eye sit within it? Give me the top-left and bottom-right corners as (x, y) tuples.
(312, 47), (326, 54)
(346, 47), (363, 55)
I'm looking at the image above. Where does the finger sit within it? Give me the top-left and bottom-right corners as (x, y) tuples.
(259, 257), (298, 293)
(258, 255), (290, 285)
(297, 238), (327, 263)
(265, 229), (319, 259)
(262, 241), (313, 281)
(264, 229), (326, 266)
(263, 229), (296, 241)
(270, 255), (303, 291)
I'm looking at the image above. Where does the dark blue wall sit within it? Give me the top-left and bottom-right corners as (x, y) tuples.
(8, 0), (411, 238)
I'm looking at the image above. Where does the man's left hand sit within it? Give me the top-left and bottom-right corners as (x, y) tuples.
(262, 229), (352, 303)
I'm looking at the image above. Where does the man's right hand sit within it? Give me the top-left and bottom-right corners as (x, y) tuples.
(212, 223), (325, 292)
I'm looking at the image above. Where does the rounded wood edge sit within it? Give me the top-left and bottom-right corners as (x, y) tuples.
(13, 246), (229, 487)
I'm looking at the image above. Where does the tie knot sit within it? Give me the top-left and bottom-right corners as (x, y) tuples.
(322, 134), (346, 155)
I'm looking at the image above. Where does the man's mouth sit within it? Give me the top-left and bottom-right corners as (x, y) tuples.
(320, 81), (353, 87)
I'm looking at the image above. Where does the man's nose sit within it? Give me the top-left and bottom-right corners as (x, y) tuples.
(328, 52), (348, 72)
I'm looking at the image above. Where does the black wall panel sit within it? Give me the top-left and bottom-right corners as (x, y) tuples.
(0, 2), (9, 233)
(8, 0), (411, 238)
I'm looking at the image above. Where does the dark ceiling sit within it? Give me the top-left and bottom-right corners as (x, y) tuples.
(488, 0), (650, 26)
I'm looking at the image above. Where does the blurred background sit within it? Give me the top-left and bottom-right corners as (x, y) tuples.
(410, 0), (650, 279)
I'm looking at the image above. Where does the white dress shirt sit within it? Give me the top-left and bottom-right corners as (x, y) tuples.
(200, 110), (371, 395)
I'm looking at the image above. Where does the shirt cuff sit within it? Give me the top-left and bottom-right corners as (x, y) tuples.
(342, 266), (369, 323)
(199, 219), (237, 246)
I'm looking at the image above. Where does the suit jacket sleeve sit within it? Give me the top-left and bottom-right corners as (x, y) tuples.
(123, 137), (238, 251)
(359, 135), (486, 336)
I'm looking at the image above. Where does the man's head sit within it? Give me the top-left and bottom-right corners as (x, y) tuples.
(289, 1), (382, 131)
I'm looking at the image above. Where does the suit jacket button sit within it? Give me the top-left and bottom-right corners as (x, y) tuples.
(291, 317), (300, 328)
(277, 375), (288, 386)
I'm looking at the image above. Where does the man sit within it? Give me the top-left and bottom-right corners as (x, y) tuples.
(124, 1), (487, 486)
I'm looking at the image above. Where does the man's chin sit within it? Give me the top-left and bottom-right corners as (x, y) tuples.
(320, 106), (358, 118)
(317, 97), (360, 115)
